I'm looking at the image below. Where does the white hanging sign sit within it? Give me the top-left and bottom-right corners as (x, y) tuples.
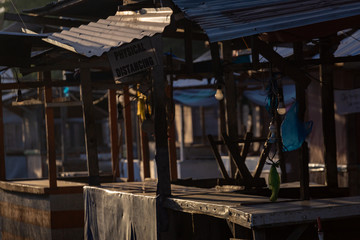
(334, 88), (360, 115)
(107, 37), (159, 81)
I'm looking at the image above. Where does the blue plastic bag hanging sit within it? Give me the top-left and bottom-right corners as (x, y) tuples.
(281, 101), (313, 151)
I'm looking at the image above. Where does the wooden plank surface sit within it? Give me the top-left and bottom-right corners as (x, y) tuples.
(0, 180), (84, 195)
(85, 182), (360, 231)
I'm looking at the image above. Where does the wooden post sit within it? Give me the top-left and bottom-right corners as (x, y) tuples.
(296, 78), (310, 199)
(347, 77), (360, 196)
(210, 42), (227, 156)
(0, 86), (5, 180)
(294, 42), (310, 199)
(223, 41), (239, 178)
(43, 71), (57, 188)
(123, 86), (134, 182)
(218, 98), (227, 155)
(179, 105), (185, 162)
(60, 106), (67, 167)
(168, 120), (178, 181)
(80, 68), (100, 186)
(320, 37), (338, 188)
(108, 89), (120, 178)
(166, 78), (178, 181)
(37, 72), (47, 178)
(140, 128), (151, 179)
(200, 106), (206, 144)
(152, 35), (171, 197)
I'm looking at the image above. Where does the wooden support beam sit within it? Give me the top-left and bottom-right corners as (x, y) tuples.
(152, 35), (171, 197)
(37, 73), (47, 178)
(223, 41), (239, 177)
(208, 135), (230, 180)
(294, 42), (310, 199)
(4, 12), (88, 27)
(253, 134), (272, 179)
(140, 129), (151, 179)
(168, 120), (178, 181)
(251, 36), (260, 70)
(222, 133), (253, 184)
(253, 37), (312, 88)
(80, 68), (100, 186)
(0, 80), (80, 91)
(123, 86), (134, 182)
(320, 37), (338, 189)
(0, 79), (133, 91)
(43, 71), (57, 189)
(108, 89), (120, 178)
(210, 42), (227, 156)
(184, 20), (193, 73)
(166, 76), (178, 182)
(0, 88), (5, 180)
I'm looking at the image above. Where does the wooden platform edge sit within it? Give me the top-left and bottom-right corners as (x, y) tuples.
(0, 181), (84, 195)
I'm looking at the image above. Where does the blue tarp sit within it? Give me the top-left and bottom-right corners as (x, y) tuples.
(281, 102), (313, 151)
(173, 89), (217, 107)
(243, 84), (296, 107)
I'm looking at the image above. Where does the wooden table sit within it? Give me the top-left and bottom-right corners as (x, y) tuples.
(85, 181), (360, 239)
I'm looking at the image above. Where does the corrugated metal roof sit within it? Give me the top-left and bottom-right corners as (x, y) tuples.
(44, 7), (172, 57)
(172, 0), (360, 42)
(335, 30), (360, 57)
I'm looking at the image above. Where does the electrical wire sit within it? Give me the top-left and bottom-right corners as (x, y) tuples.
(9, 0), (28, 30)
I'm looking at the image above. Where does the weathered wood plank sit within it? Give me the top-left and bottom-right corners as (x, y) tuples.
(43, 71), (57, 189)
(184, 20), (193, 73)
(294, 41), (310, 199)
(123, 86), (134, 182)
(222, 133), (253, 183)
(223, 41), (240, 177)
(208, 135), (230, 180)
(80, 68), (100, 186)
(108, 89), (120, 178)
(320, 37), (338, 188)
(253, 132), (272, 179)
(240, 132), (252, 163)
(0, 88), (5, 180)
(253, 37), (311, 88)
(168, 121), (178, 181)
(140, 129), (151, 179)
(152, 35), (171, 197)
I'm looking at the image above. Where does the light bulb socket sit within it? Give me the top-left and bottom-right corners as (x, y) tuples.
(16, 89), (23, 102)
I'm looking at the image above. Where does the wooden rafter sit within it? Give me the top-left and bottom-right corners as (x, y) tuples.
(253, 37), (312, 88)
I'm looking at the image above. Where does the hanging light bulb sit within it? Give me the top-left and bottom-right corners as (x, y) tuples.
(277, 101), (286, 115)
(214, 85), (224, 101)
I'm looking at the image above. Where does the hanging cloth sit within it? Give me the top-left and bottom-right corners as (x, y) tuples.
(281, 101), (313, 151)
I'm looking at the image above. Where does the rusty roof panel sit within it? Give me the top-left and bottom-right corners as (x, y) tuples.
(44, 7), (172, 57)
(172, 0), (360, 42)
